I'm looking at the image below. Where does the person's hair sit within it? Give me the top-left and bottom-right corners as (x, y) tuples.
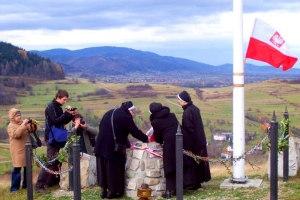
(55, 89), (69, 99)
(14, 110), (21, 116)
(73, 113), (83, 119)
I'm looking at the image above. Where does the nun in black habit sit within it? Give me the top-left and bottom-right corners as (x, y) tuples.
(149, 102), (197, 199)
(177, 91), (211, 190)
(94, 101), (148, 199)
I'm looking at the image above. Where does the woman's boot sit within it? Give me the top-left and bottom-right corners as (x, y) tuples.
(100, 188), (108, 199)
(162, 190), (172, 199)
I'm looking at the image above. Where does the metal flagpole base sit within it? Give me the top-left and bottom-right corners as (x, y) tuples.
(230, 176), (248, 183)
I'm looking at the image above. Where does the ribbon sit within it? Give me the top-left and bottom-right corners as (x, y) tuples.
(133, 145), (163, 158)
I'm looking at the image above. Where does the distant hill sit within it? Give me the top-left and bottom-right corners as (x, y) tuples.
(0, 42), (65, 79)
(31, 46), (300, 76)
(0, 42), (66, 105)
(29, 47), (222, 75)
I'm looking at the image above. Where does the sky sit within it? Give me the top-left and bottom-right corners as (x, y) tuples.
(1, 0), (300, 69)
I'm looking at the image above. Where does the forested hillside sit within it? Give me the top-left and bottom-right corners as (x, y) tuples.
(0, 42), (65, 79)
(0, 42), (66, 105)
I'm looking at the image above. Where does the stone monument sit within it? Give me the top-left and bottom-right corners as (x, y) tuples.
(125, 142), (165, 199)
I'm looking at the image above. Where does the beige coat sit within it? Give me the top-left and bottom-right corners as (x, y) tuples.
(7, 108), (32, 167)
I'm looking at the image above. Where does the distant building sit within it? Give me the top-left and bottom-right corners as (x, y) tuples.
(221, 152), (232, 159)
(227, 146), (233, 152)
(221, 132), (232, 136)
(264, 122), (270, 128)
(221, 146), (233, 159)
(213, 133), (227, 141)
(219, 132), (233, 141)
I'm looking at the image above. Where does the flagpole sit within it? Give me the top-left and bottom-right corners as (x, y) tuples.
(232, 0), (247, 182)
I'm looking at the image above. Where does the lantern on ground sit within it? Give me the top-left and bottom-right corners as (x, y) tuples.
(137, 183), (152, 200)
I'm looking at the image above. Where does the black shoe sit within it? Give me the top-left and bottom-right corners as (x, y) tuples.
(186, 183), (202, 190)
(100, 191), (108, 199)
(171, 189), (176, 196)
(107, 193), (123, 199)
(162, 190), (172, 199)
(35, 187), (50, 194)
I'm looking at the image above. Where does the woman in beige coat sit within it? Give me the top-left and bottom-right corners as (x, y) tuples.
(7, 108), (32, 192)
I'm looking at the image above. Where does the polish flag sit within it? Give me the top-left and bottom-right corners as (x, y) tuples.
(245, 18), (298, 71)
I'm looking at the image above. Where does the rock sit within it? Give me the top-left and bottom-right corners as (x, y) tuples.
(267, 136), (300, 177)
(125, 142), (164, 199)
(59, 153), (97, 190)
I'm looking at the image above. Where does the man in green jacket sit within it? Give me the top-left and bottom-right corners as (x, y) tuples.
(71, 113), (97, 155)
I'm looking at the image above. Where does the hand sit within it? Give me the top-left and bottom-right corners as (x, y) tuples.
(22, 119), (29, 125)
(65, 105), (72, 110)
(74, 118), (81, 129)
(80, 123), (87, 129)
(65, 105), (77, 115)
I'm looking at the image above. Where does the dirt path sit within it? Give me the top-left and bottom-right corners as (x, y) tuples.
(164, 99), (181, 107)
(0, 160), (11, 164)
(98, 83), (114, 93)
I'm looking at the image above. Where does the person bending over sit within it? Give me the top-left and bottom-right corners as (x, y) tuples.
(94, 101), (148, 199)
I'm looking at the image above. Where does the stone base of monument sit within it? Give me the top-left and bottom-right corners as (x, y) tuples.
(125, 142), (165, 199)
(59, 153), (97, 190)
(267, 136), (300, 177)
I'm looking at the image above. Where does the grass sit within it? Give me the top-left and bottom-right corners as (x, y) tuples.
(1, 156), (300, 199)
(0, 144), (47, 175)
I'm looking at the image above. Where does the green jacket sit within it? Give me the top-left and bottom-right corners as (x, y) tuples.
(71, 125), (97, 155)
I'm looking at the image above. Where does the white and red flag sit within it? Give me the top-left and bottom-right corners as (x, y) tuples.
(245, 18), (298, 71)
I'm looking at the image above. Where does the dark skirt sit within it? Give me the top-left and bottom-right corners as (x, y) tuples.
(195, 160), (211, 183)
(96, 155), (126, 194)
(195, 145), (211, 183)
(165, 165), (197, 190)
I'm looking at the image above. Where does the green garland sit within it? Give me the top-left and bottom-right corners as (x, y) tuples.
(266, 117), (290, 153)
(36, 135), (80, 165)
(57, 135), (80, 163)
(278, 117), (290, 153)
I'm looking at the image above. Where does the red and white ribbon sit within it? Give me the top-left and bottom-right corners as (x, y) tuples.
(133, 145), (163, 158)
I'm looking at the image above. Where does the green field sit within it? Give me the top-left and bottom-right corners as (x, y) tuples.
(1, 78), (299, 148)
(1, 78), (300, 199)
(0, 143), (47, 175)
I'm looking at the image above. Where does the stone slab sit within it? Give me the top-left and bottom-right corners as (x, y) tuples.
(267, 136), (300, 177)
(220, 178), (263, 189)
